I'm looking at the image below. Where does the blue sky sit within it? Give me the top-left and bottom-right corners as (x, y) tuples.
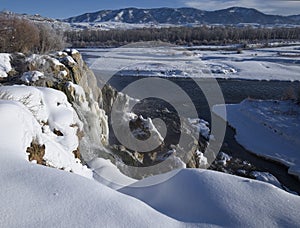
(1, 0), (300, 19)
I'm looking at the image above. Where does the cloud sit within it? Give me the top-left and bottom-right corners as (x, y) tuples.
(183, 0), (300, 15)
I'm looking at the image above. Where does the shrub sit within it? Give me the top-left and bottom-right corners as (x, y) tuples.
(36, 23), (65, 53)
(0, 14), (39, 53)
(0, 13), (65, 54)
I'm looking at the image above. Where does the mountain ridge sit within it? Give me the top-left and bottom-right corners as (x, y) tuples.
(63, 7), (300, 25)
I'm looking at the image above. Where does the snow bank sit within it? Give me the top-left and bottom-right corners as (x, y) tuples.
(188, 118), (210, 139)
(214, 99), (300, 179)
(0, 100), (41, 160)
(0, 85), (91, 178)
(120, 169), (300, 226)
(21, 71), (44, 83)
(0, 53), (12, 77)
(88, 157), (137, 190)
(0, 151), (180, 227)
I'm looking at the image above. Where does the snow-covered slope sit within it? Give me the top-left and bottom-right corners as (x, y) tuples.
(64, 7), (300, 25)
(214, 99), (300, 179)
(120, 169), (300, 226)
(0, 85), (92, 177)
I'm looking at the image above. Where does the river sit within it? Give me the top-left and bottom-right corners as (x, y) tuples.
(104, 75), (300, 194)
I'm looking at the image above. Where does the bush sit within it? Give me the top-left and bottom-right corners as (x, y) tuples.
(36, 23), (65, 53)
(0, 14), (39, 53)
(0, 13), (65, 54)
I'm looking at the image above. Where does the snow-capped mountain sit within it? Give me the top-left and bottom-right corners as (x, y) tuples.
(64, 7), (300, 25)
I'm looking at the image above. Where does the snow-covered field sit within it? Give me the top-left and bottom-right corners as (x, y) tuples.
(80, 44), (300, 81)
(214, 99), (300, 179)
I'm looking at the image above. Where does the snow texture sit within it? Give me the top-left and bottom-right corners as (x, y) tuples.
(0, 53), (12, 77)
(21, 71), (44, 83)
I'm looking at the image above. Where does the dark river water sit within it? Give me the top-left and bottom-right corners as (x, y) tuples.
(103, 75), (300, 193)
(107, 76), (300, 120)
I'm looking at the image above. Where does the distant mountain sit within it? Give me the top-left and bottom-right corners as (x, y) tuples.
(64, 7), (300, 25)
(288, 14), (300, 23)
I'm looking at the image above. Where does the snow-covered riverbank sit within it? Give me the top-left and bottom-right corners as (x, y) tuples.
(80, 44), (300, 81)
(214, 99), (300, 180)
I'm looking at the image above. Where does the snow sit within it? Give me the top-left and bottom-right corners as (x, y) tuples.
(81, 46), (212, 79)
(0, 155), (180, 227)
(188, 118), (210, 139)
(0, 100), (41, 159)
(64, 48), (79, 55)
(0, 53), (12, 77)
(250, 171), (283, 189)
(195, 150), (208, 167)
(200, 45), (300, 81)
(1, 88), (300, 226)
(114, 11), (124, 21)
(21, 71), (44, 83)
(69, 21), (177, 31)
(61, 55), (76, 65)
(80, 44), (300, 81)
(120, 169), (300, 226)
(216, 151), (232, 166)
(0, 85), (91, 178)
(88, 157), (137, 190)
(213, 99), (300, 179)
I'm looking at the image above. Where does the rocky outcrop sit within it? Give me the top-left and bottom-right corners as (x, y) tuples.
(2, 49), (209, 178)
(2, 50), (109, 167)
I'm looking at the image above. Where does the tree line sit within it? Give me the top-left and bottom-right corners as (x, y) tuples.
(0, 14), (65, 54)
(65, 26), (300, 47)
(1, 13), (300, 53)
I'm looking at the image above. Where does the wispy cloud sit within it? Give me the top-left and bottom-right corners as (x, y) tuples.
(183, 0), (300, 15)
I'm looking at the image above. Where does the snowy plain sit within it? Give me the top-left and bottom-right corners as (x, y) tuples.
(80, 44), (300, 81)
